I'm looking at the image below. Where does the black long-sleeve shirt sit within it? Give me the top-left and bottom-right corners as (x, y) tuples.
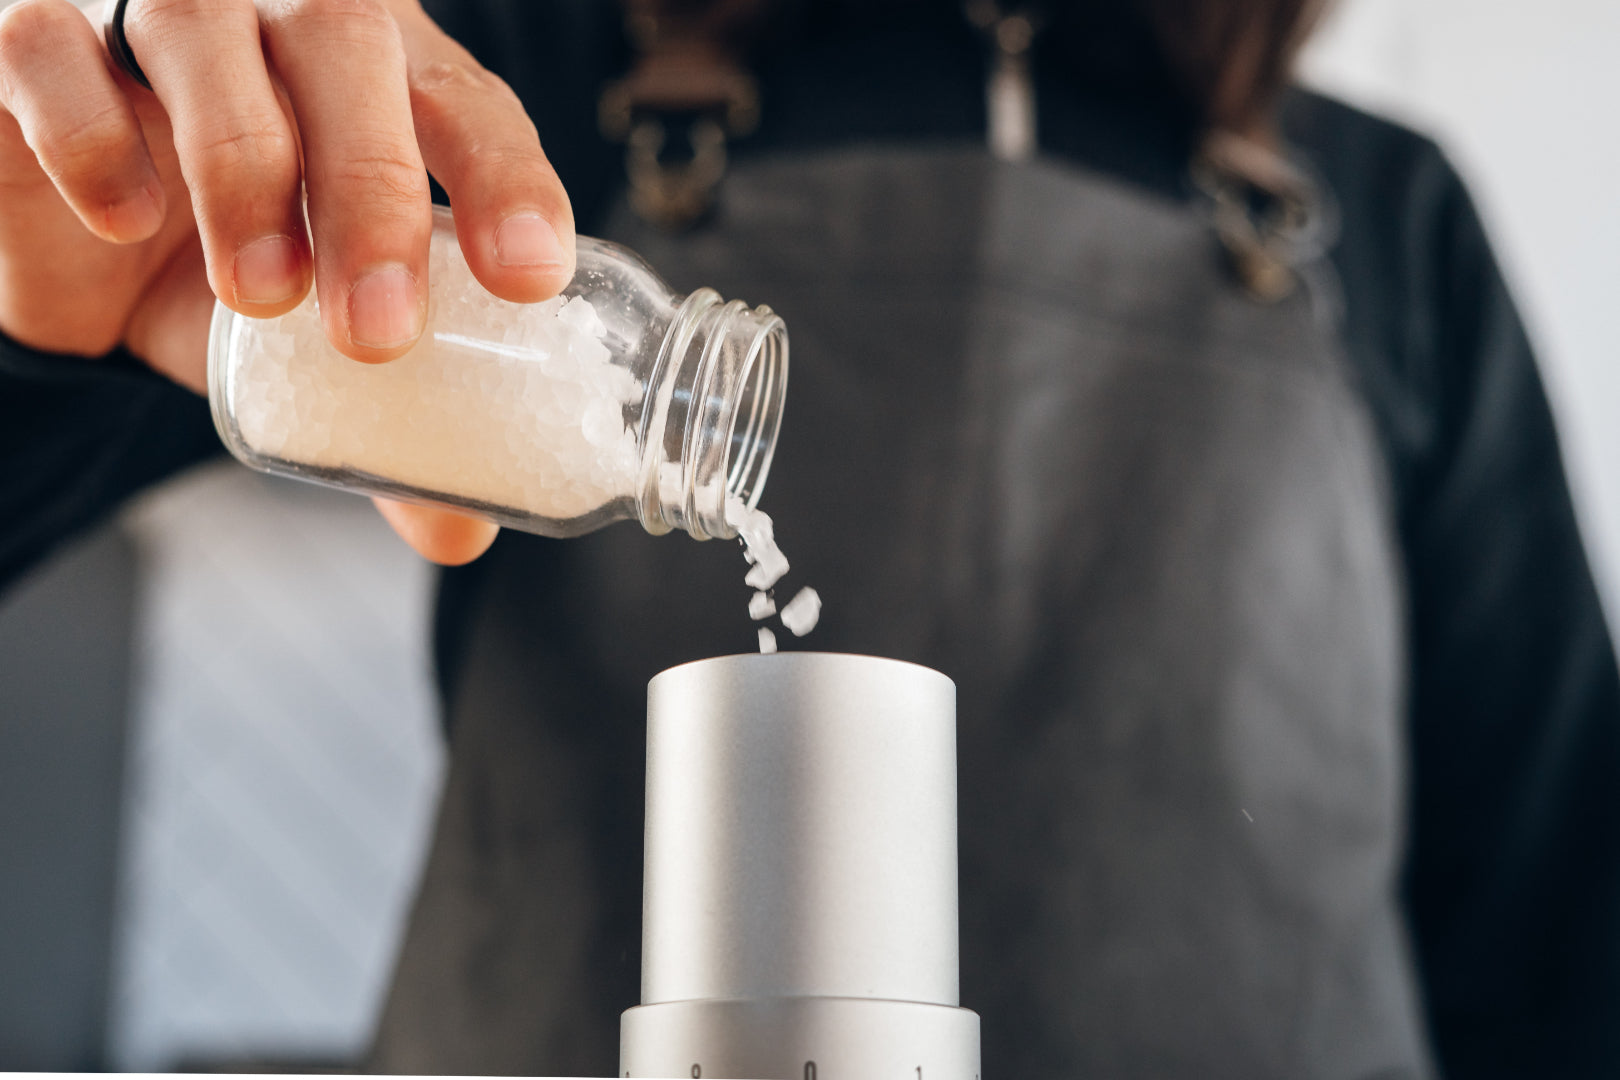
(2, 4), (1616, 1073)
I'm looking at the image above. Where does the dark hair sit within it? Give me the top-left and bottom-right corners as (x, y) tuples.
(1139, 0), (1328, 132)
(628, 0), (1330, 135)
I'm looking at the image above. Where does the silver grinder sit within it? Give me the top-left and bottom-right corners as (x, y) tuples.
(620, 652), (981, 1078)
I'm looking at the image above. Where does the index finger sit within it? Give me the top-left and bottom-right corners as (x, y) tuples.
(395, 11), (574, 304)
(262, 0), (431, 362)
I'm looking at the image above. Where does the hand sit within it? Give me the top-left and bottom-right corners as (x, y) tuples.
(0, 0), (577, 564)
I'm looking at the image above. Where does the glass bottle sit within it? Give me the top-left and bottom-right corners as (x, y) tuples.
(208, 207), (787, 541)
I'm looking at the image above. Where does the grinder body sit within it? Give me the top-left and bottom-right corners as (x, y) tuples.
(621, 652), (981, 1078)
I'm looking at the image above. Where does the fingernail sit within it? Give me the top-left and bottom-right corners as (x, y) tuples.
(234, 235), (301, 305)
(494, 212), (565, 268)
(348, 264), (421, 350)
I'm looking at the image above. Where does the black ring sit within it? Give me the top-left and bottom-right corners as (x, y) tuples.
(103, 0), (151, 91)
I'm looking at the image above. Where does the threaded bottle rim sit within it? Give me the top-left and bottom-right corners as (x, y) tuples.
(637, 291), (788, 540)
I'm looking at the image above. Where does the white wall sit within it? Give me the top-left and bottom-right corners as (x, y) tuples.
(1302, 0), (1620, 628)
(110, 466), (444, 1069)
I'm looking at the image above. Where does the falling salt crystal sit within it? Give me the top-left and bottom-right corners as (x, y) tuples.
(724, 494), (819, 653)
(725, 496), (790, 590)
(779, 586), (821, 637)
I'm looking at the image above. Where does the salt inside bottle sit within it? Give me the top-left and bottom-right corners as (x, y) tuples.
(208, 206), (787, 541)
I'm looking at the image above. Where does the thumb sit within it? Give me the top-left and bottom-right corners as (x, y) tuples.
(372, 497), (500, 565)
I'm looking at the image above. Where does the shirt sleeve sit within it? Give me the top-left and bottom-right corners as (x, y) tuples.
(1386, 139), (1620, 1078)
(0, 333), (220, 589)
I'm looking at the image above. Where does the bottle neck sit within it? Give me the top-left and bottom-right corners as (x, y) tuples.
(637, 289), (788, 540)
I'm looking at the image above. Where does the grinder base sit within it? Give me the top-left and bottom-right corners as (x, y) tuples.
(621, 995), (981, 1079)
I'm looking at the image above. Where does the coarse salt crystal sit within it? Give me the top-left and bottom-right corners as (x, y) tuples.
(581, 395), (624, 447)
(725, 495), (821, 652)
(725, 496), (790, 591)
(230, 251), (638, 523)
(779, 586), (821, 637)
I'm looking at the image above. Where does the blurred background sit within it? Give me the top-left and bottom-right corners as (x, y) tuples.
(0, 467), (444, 1070)
(0, 0), (1616, 1070)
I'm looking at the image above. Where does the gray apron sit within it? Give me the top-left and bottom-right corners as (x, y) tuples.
(368, 146), (1433, 1079)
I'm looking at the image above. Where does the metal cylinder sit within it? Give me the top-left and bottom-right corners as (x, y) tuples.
(621, 652), (980, 1079)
